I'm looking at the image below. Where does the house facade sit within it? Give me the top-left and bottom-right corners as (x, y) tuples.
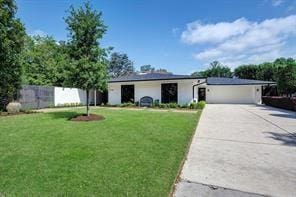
(107, 73), (275, 105)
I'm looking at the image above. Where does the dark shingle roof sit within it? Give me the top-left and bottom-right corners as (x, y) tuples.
(109, 73), (199, 83)
(207, 77), (276, 85)
(108, 73), (276, 85)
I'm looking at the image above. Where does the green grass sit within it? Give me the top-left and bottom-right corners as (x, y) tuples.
(0, 108), (200, 196)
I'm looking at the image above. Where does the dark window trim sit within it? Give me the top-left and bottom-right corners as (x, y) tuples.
(161, 83), (178, 103)
(121, 84), (135, 103)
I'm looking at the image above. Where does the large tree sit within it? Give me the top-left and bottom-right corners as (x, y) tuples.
(0, 0), (25, 110)
(192, 61), (232, 77)
(65, 1), (108, 116)
(108, 52), (134, 77)
(277, 61), (296, 97)
(21, 35), (69, 86)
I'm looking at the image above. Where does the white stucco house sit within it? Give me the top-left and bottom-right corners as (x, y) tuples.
(107, 73), (276, 105)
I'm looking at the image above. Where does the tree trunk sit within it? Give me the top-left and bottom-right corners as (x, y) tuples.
(86, 90), (90, 116)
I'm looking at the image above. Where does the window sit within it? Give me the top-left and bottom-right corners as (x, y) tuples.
(121, 85), (134, 103)
(161, 83), (178, 103)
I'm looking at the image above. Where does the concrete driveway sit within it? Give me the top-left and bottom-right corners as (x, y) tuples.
(174, 104), (296, 197)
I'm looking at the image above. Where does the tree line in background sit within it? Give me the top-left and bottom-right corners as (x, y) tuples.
(234, 58), (296, 96)
(20, 36), (171, 85)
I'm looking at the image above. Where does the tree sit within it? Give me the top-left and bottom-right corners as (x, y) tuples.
(65, 1), (108, 116)
(140, 65), (155, 72)
(277, 61), (296, 97)
(21, 35), (70, 86)
(256, 62), (277, 82)
(234, 64), (258, 79)
(108, 52), (134, 77)
(154, 68), (171, 74)
(0, 0), (25, 110)
(192, 61), (232, 77)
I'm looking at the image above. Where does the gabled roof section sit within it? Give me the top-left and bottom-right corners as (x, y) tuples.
(207, 77), (276, 85)
(109, 73), (201, 83)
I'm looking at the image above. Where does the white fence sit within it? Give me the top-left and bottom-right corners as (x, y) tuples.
(54, 87), (87, 106)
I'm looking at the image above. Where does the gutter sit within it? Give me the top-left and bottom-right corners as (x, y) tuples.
(192, 81), (206, 99)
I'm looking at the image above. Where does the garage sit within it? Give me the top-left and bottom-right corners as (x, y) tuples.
(206, 85), (261, 104)
(204, 77), (275, 104)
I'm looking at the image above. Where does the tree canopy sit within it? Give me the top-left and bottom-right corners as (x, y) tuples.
(108, 52), (134, 77)
(21, 35), (69, 86)
(191, 61), (232, 78)
(140, 65), (155, 72)
(65, 1), (109, 115)
(277, 62), (296, 96)
(0, 0), (25, 110)
(139, 65), (171, 74)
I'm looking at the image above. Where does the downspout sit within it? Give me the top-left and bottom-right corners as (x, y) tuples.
(192, 81), (206, 99)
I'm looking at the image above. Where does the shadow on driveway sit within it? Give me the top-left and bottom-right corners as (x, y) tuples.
(269, 113), (296, 119)
(264, 131), (296, 146)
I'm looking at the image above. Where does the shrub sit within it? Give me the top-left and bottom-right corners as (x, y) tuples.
(189, 102), (197, 109)
(120, 102), (135, 107)
(262, 96), (296, 111)
(153, 99), (160, 107)
(6, 102), (21, 113)
(189, 101), (206, 109)
(159, 103), (167, 108)
(197, 101), (206, 109)
(180, 104), (189, 108)
(168, 103), (178, 108)
(56, 102), (83, 108)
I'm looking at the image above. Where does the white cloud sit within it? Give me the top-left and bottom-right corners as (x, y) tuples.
(181, 18), (251, 44)
(181, 15), (296, 68)
(30, 29), (46, 37)
(271, 0), (284, 6)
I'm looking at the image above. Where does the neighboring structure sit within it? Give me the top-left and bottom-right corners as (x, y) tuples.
(108, 73), (276, 105)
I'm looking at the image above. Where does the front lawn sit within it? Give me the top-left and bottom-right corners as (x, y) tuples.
(0, 108), (200, 196)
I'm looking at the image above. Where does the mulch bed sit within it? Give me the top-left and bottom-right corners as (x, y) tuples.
(71, 114), (105, 122)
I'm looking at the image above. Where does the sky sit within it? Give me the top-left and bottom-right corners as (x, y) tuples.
(16, 0), (296, 74)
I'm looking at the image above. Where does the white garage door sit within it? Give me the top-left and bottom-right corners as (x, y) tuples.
(206, 85), (261, 104)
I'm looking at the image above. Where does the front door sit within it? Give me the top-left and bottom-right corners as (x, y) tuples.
(198, 88), (206, 101)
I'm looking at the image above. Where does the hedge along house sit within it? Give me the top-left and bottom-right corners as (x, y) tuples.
(107, 73), (276, 105)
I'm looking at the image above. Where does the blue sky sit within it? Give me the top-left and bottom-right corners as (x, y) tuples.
(16, 0), (296, 74)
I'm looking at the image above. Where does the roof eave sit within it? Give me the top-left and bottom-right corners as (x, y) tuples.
(207, 82), (277, 86)
(108, 77), (205, 83)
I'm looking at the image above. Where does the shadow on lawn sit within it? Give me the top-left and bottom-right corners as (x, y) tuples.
(47, 111), (82, 120)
